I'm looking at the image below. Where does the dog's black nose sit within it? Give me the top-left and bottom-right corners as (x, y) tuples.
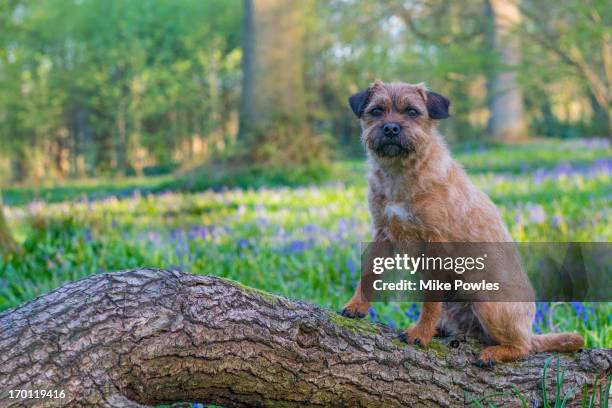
(383, 122), (401, 137)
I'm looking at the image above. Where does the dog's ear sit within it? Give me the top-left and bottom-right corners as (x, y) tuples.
(426, 91), (450, 119)
(348, 88), (371, 118)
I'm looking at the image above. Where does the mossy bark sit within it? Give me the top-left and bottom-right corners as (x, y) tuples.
(0, 269), (610, 407)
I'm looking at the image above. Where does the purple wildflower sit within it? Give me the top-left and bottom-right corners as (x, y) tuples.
(570, 302), (592, 326)
(533, 302), (549, 333)
(237, 238), (249, 249)
(303, 224), (320, 235)
(533, 169), (546, 184)
(528, 205), (546, 224)
(404, 303), (420, 321)
(286, 240), (312, 254)
(189, 226), (208, 240)
(346, 258), (357, 279)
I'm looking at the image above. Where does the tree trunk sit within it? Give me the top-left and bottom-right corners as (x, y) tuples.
(238, 0), (255, 142)
(485, 0), (527, 143)
(115, 101), (128, 176)
(237, 0), (317, 166)
(1, 269), (609, 407)
(589, 91), (611, 137)
(0, 195), (15, 254)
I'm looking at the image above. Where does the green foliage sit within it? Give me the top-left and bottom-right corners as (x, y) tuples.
(520, 0), (610, 137)
(1, 0), (242, 180)
(160, 162), (333, 192)
(0, 208), (15, 253)
(1, 0), (609, 184)
(469, 357), (611, 407)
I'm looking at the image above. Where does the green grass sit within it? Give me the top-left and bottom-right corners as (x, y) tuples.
(0, 138), (610, 350)
(1, 175), (171, 207)
(468, 357), (611, 407)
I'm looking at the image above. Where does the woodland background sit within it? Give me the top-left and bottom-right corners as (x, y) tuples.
(0, 0), (609, 183)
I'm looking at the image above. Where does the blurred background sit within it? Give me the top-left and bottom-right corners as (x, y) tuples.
(0, 0), (609, 183)
(0, 1), (609, 346)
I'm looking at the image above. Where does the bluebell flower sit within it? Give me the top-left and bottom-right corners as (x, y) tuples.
(528, 205), (546, 224)
(286, 240), (312, 254)
(404, 303), (420, 320)
(533, 169), (545, 184)
(303, 224), (319, 235)
(346, 258), (357, 278)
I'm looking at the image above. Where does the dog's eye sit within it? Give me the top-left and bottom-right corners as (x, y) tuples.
(406, 108), (420, 117)
(370, 107), (384, 117)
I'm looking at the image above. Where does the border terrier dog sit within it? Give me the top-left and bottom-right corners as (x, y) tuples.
(341, 80), (583, 366)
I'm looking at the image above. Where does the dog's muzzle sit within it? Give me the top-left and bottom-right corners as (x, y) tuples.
(371, 133), (413, 157)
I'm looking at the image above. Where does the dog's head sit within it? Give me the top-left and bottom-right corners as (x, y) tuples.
(349, 81), (450, 160)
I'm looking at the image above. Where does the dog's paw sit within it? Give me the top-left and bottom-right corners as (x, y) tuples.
(340, 307), (366, 319)
(398, 326), (433, 347)
(473, 358), (496, 368)
(398, 331), (421, 346)
(474, 346), (500, 368)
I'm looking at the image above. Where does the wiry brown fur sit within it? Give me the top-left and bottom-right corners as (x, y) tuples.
(342, 80), (583, 365)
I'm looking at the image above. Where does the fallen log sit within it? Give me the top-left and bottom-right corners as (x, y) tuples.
(0, 269), (609, 407)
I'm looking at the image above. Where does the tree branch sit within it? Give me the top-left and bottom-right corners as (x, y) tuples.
(0, 269), (610, 407)
(515, 1), (610, 108)
(393, 2), (483, 45)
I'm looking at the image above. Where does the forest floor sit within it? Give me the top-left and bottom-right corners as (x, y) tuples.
(1, 138), (610, 348)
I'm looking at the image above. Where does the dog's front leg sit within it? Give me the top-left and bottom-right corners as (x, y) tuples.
(340, 280), (371, 318)
(341, 228), (389, 319)
(399, 301), (442, 347)
(340, 244), (377, 318)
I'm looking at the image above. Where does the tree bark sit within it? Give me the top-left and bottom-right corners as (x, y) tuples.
(237, 0), (319, 166)
(238, 0), (255, 142)
(485, 0), (527, 143)
(238, 0), (308, 133)
(0, 269), (609, 407)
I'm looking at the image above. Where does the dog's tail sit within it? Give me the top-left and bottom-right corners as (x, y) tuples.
(531, 332), (584, 353)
